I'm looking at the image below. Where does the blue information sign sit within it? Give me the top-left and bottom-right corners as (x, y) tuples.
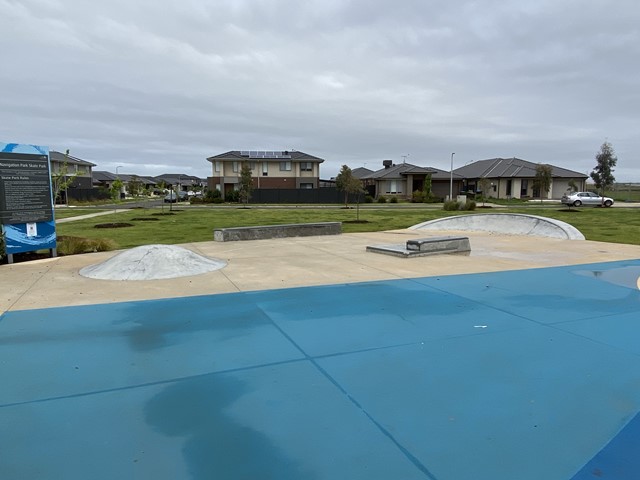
(0, 142), (57, 261)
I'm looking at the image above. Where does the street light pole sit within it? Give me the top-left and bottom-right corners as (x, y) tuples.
(449, 153), (455, 201)
(115, 165), (123, 212)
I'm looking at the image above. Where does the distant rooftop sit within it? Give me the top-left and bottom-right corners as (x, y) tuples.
(207, 150), (324, 163)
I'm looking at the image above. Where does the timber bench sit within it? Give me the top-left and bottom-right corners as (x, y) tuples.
(214, 222), (342, 242)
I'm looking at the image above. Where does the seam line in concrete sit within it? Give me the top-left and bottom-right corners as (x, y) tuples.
(261, 306), (438, 480)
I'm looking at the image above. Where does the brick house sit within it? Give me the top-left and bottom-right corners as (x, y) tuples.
(206, 150), (324, 198)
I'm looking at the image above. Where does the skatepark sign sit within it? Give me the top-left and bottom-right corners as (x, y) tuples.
(0, 142), (57, 263)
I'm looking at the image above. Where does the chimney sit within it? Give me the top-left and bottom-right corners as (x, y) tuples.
(383, 160), (393, 169)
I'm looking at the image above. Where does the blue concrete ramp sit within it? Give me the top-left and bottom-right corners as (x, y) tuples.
(1, 260), (639, 479)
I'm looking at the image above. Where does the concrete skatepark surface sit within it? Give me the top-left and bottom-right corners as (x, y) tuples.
(2, 223), (640, 479)
(411, 213), (586, 240)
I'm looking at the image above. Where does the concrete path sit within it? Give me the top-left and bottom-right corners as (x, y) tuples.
(55, 209), (132, 223)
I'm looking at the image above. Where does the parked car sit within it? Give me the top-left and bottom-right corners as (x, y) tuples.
(561, 191), (614, 207)
(163, 191), (188, 203)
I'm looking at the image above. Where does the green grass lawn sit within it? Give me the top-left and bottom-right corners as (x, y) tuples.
(55, 204), (640, 250)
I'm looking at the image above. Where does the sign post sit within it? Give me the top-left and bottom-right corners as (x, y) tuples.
(0, 142), (57, 264)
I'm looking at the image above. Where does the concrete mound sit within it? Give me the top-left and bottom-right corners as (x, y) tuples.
(410, 213), (585, 240)
(79, 244), (227, 281)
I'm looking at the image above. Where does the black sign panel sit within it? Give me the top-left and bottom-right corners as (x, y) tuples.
(0, 152), (54, 224)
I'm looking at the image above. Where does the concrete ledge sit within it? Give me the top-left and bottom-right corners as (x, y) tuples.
(410, 213), (585, 240)
(407, 236), (471, 253)
(367, 236), (471, 258)
(214, 222), (342, 242)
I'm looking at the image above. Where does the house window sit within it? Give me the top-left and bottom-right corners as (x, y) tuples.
(300, 183), (313, 189)
(506, 180), (512, 196)
(232, 161), (240, 173)
(280, 161), (292, 171)
(262, 162), (268, 176)
(248, 161), (257, 171)
(386, 180), (400, 194)
(521, 179), (528, 196)
(300, 162), (312, 172)
(214, 161), (221, 172)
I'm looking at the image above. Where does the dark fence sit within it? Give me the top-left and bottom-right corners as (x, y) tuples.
(68, 188), (111, 202)
(249, 188), (362, 204)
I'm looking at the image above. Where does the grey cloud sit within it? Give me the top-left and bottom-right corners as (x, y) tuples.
(0, 0), (638, 180)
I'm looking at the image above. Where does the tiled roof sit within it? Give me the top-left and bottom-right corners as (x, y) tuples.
(351, 167), (374, 179)
(453, 158), (588, 179)
(363, 162), (462, 180)
(50, 150), (96, 167)
(92, 171), (117, 182)
(154, 174), (205, 185)
(207, 150), (324, 163)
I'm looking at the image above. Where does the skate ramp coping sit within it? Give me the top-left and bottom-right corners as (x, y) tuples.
(410, 213), (585, 240)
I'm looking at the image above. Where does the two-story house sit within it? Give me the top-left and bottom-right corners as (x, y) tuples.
(206, 150), (324, 198)
(49, 150), (96, 203)
(50, 150), (95, 189)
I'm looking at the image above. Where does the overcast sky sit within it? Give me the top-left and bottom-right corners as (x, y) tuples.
(1, 0), (638, 181)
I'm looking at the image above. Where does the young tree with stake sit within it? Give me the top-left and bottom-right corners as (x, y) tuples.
(590, 141), (617, 206)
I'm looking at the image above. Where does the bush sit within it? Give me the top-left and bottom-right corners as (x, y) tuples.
(443, 200), (477, 211)
(443, 200), (460, 211)
(0, 229), (5, 261)
(411, 190), (425, 203)
(364, 195), (374, 203)
(57, 236), (117, 256)
(390, 196), (399, 203)
(204, 189), (222, 203)
(377, 196), (387, 203)
(225, 190), (240, 203)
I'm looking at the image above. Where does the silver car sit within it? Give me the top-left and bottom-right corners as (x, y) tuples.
(561, 191), (614, 207)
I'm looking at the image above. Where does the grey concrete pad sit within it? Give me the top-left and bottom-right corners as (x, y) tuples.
(2, 230), (640, 313)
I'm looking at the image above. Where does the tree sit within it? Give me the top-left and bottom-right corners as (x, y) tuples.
(567, 179), (578, 193)
(422, 174), (433, 202)
(533, 164), (553, 203)
(335, 165), (363, 208)
(477, 178), (491, 207)
(110, 178), (123, 202)
(238, 162), (254, 207)
(156, 180), (167, 213)
(590, 141), (617, 205)
(51, 149), (78, 205)
(128, 175), (144, 197)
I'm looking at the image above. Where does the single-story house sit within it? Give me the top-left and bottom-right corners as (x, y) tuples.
(93, 171), (159, 196)
(153, 174), (205, 193)
(362, 160), (464, 199)
(453, 158), (588, 199)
